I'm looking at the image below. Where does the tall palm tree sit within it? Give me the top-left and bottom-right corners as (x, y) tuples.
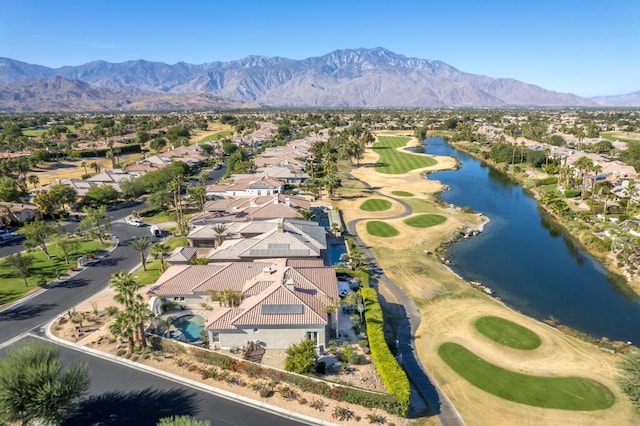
(212, 224), (227, 248)
(108, 271), (143, 308)
(151, 243), (171, 273)
(109, 311), (136, 354)
(27, 174), (39, 189)
(130, 301), (153, 349)
(80, 161), (88, 176)
(131, 237), (152, 271)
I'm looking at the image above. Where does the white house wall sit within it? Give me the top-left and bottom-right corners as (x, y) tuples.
(208, 324), (326, 351)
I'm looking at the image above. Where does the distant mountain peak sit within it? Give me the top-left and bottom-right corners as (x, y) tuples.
(0, 48), (599, 111)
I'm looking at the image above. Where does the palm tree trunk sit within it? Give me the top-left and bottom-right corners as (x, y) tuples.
(139, 322), (147, 348)
(128, 336), (135, 354)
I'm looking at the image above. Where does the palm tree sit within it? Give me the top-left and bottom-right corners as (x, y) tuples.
(132, 237), (152, 271)
(151, 243), (171, 273)
(130, 301), (153, 349)
(80, 161), (88, 176)
(27, 174), (39, 188)
(0, 342), (89, 426)
(109, 311), (137, 354)
(298, 209), (316, 221)
(109, 271), (143, 308)
(626, 180), (637, 214)
(212, 224), (227, 248)
(210, 289), (240, 307)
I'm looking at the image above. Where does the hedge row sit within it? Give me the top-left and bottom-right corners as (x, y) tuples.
(361, 287), (410, 416)
(564, 189), (582, 198)
(534, 177), (558, 186)
(186, 345), (403, 415)
(71, 142), (142, 158)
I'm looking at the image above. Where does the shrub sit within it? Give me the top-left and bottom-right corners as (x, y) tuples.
(284, 339), (317, 374)
(367, 413), (386, 424)
(362, 287), (410, 416)
(564, 189), (581, 198)
(309, 398), (327, 412)
(298, 397), (308, 405)
(105, 306), (118, 316)
(618, 350), (640, 407)
(534, 177), (558, 186)
(332, 406), (355, 422)
(259, 387), (274, 398)
(278, 386), (298, 400)
(116, 349), (126, 357)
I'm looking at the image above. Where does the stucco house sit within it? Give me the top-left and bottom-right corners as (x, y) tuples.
(147, 258), (338, 350)
(185, 218), (327, 263)
(189, 194), (310, 225)
(205, 176), (284, 198)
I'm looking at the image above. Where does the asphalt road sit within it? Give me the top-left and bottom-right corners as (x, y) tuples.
(1, 336), (303, 426)
(0, 222), (151, 347)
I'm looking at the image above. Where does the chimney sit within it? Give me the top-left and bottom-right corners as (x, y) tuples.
(273, 195), (278, 204)
(262, 266), (272, 275)
(284, 277), (295, 292)
(277, 219), (284, 233)
(285, 197), (291, 207)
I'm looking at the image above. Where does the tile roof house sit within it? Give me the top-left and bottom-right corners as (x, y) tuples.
(205, 175), (284, 198)
(0, 202), (40, 225)
(189, 194), (310, 225)
(186, 218), (327, 263)
(147, 258), (338, 350)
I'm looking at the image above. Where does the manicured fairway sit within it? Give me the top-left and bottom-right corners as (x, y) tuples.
(373, 136), (437, 174)
(475, 316), (542, 350)
(391, 191), (414, 197)
(404, 214), (446, 228)
(366, 221), (399, 237)
(360, 198), (392, 211)
(198, 130), (233, 142)
(438, 342), (615, 410)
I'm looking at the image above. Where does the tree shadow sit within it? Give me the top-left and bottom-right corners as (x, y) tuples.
(0, 302), (57, 321)
(63, 388), (199, 426)
(52, 278), (90, 289)
(93, 256), (125, 267)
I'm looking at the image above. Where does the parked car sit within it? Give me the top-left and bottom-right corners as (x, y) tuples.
(125, 216), (144, 227)
(0, 230), (16, 241)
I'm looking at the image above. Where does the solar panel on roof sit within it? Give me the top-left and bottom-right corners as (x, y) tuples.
(267, 243), (290, 249)
(261, 304), (304, 314)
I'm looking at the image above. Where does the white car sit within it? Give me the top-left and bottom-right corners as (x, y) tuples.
(125, 217), (144, 227)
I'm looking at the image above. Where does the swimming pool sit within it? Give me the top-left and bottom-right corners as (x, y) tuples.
(329, 243), (347, 266)
(170, 314), (205, 343)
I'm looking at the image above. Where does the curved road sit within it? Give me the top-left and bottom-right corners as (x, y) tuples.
(0, 197), (310, 424)
(345, 174), (465, 426)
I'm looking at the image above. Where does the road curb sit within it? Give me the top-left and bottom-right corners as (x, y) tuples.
(44, 318), (338, 426)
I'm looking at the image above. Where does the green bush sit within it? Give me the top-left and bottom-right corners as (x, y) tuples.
(564, 189), (582, 198)
(535, 177), (558, 186)
(362, 287), (410, 416)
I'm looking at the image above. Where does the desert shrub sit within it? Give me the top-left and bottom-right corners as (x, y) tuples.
(367, 412), (386, 424)
(332, 406), (355, 421)
(105, 306), (119, 316)
(309, 398), (327, 412)
(340, 344), (361, 366)
(278, 386), (298, 400)
(284, 339), (317, 374)
(298, 397), (308, 405)
(259, 387), (274, 398)
(116, 349), (126, 357)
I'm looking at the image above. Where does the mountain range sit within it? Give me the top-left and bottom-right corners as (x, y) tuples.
(0, 48), (636, 112)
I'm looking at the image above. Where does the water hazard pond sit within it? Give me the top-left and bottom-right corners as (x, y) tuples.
(421, 137), (640, 344)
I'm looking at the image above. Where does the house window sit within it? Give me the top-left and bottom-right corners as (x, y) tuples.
(253, 328), (259, 333)
(211, 333), (220, 343)
(173, 297), (179, 301)
(179, 297), (185, 301)
(306, 331), (318, 345)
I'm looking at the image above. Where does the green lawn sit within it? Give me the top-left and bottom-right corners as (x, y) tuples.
(600, 132), (640, 143)
(404, 214), (447, 228)
(366, 221), (399, 237)
(0, 240), (108, 306)
(360, 198), (392, 212)
(475, 316), (542, 350)
(373, 136), (437, 174)
(438, 342), (615, 410)
(391, 191), (414, 197)
(198, 130), (233, 142)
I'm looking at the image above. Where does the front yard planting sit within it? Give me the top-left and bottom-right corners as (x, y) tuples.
(438, 342), (615, 410)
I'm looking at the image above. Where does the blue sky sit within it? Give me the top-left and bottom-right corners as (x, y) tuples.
(1, 0), (638, 97)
